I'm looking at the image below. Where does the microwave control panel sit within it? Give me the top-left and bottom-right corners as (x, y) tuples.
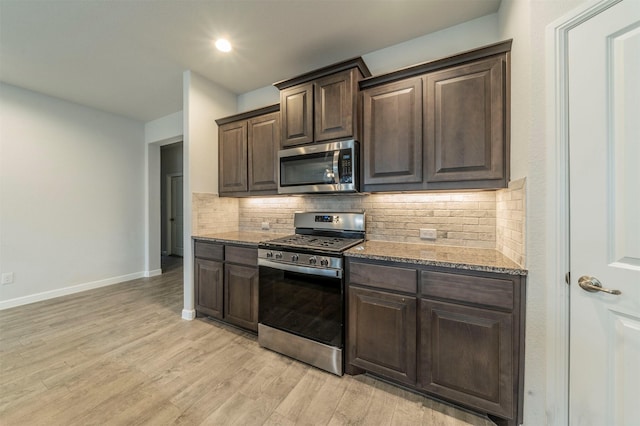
(339, 149), (353, 183)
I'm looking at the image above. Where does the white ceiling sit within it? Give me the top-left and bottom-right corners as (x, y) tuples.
(0, 0), (501, 122)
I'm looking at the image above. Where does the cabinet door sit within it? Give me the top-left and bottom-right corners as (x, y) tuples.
(281, 83), (314, 147)
(347, 286), (417, 385)
(248, 112), (279, 192)
(224, 264), (259, 332)
(314, 69), (356, 142)
(218, 121), (248, 193)
(425, 55), (506, 186)
(362, 77), (423, 186)
(419, 299), (513, 419)
(195, 258), (224, 319)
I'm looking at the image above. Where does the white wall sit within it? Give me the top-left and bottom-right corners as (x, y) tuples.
(0, 83), (145, 308)
(146, 143), (162, 276)
(145, 111), (183, 144)
(237, 14), (500, 112)
(185, 72), (236, 195)
(181, 70), (236, 320)
(498, 1), (587, 424)
(363, 13), (500, 75)
(238, 86), (279, 113)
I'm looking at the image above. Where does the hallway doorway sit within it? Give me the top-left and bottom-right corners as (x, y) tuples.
(160, 142), (184, 273)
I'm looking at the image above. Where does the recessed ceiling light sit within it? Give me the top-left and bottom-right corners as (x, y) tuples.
(215, 38), (232, 53)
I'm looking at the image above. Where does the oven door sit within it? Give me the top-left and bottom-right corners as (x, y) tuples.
(258, 259), (343, 348)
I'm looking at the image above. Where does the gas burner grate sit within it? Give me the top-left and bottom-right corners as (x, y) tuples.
(263, 234), (363, 252)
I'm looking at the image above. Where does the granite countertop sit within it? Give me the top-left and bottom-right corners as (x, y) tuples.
(193, 231), (289, 247)
(345, 240), (527, 276)
(192, 232), (527, 276)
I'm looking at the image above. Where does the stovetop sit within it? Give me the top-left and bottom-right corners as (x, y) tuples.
(261, 234), (364, 253)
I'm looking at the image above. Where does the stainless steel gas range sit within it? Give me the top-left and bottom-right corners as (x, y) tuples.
(257, 211), (365, 376)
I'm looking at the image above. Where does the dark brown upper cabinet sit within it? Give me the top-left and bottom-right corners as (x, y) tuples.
(359, 40), (512, 192)
(425, 55), (506, 186)
(362, 77), (423, 186)
(218, 120), (248, 194)
(216, 104), (280, 197)
(248, 112), (280, 192)
(314, 69), (358, 142)
(280, 83), (313, 147)
(275, 58), (371, 148)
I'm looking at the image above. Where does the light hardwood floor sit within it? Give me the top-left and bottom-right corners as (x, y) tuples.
(0, 264), (495, 425)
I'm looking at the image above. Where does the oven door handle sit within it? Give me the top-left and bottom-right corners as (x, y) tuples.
(258, 258), (343, 279)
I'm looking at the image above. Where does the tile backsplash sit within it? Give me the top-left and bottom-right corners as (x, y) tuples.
(240, 192), (497, 248)
(192, 193), (239, 235)
(193, 178), (526, 267)
(496, 178), (526, 267)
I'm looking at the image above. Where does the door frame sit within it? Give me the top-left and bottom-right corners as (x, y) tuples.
(166, 172), (183, 256)
(545, 0), (622, 423)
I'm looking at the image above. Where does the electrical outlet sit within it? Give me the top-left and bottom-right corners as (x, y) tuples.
(261, 221), (270, 230)
(1, 272), (14, 285)
(420, 228), (437, 240)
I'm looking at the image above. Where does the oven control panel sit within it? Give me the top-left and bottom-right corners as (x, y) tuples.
(259, 249), (342, 270)
(315, 215), (339, 223)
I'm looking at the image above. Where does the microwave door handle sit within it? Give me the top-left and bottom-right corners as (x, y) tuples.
(333, 150), (340, 184)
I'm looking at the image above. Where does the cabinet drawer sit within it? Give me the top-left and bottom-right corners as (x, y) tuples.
(348, 261), (417, 294)
(225, 246), (258, 266)
(420, 271), (513, 311)
(194, 241), (223, 260)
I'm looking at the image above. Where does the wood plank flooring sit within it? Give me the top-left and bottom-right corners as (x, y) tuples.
(0, 265), (495, 425)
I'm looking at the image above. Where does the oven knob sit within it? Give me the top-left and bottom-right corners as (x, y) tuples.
(291, 254), (299, 262)
(309, 256), (317, 265)
(320, 258), (329, 267)
(275, 252), (283, 259)
(266, 251), (273, 258)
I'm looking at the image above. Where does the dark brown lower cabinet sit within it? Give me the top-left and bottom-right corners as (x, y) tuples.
(195, 258), (224, 319)
(194, 240), (259, 333)
(224, 263), (259, 332)
(348, 286), (416, 385)
(346, 258), (525, 426)
(419, 299), (513, 419)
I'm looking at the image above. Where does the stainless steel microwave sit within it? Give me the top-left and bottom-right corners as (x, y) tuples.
(278, 140), (359, 194)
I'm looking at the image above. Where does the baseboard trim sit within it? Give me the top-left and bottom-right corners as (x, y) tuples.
(0, 271), (146, 310)
(145, 269), (163, 278)
(182, 309), (196, 320)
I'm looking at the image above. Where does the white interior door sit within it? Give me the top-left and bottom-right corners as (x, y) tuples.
(568, 1), (640, 425)
(170, 174), (184, 256)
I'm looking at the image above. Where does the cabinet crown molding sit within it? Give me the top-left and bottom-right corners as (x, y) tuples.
(274, 57), (371, 90)
(215, 103), (280, 126)
(360, 39), (512, 90)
